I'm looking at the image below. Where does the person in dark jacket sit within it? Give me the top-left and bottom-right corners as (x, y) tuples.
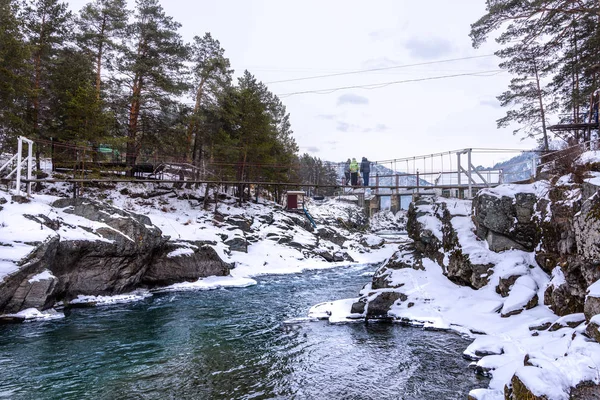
(360, 157), (371, 186)
(343, 158), (351, 186)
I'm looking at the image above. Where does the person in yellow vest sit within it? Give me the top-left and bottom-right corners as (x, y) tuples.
(349, 158), (359, 186)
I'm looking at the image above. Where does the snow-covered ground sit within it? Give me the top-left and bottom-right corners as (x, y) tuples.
(309, 185), (600, 400)
(0, 183), (398, 321)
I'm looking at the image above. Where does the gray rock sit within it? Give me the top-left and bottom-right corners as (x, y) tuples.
(585, 294), (600, 322)
(472, 192), (539, 252)
(486, 230), (528, 252)
(317, 227), (347, 247)
(143, 243), (231, 287)
(446, 250), (493, 290)
(571, 381), (600, 400)
(587, 321), (600, 343)
(225, 237), (248, 253)
(5, 272), (58, 312)
(545, 282), (585, 316)
(365, 291), (407, 319)
(0, 236), (59, 313)
(574, 193), (600, 263)
(496, 274), (523, 298)
(224, 215), (252, 232)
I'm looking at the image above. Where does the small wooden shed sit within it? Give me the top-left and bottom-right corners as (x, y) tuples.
(284, 190), (306, 211)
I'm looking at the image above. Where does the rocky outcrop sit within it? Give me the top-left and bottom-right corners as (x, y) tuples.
(406, 196), (443, 263)
(538, 179), (600, 317)
(143, 241), (231, 287)
(365, 291), (407, 319)
(0, 198), (233, 315)
(48, 198), (166, 299)
(472, 192), (539, 252)
(0, 236), (59, 313)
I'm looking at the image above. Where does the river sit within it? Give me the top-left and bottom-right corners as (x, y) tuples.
(0, 263), (487, 399)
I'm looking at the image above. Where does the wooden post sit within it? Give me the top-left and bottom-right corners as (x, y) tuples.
(467, 149), (472, 199)
(416, 171), (420, 194)
(375, 173), (379, 195)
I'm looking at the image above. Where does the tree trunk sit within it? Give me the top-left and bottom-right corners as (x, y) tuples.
(189, 76), (206, 164)
(533, 61), (549, 151)
(126, 76), (143, 176)
(95, 14), (107, 99)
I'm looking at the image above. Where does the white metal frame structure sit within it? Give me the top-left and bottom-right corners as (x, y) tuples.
(0, 136), (34, 196)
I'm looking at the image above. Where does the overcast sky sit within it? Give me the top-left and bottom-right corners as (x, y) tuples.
(68, 0), (538, 166)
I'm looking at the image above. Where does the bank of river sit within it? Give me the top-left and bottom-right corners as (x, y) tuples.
(0, 263), (487, 399)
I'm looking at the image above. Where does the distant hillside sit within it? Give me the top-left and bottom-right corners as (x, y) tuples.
(483, 152), (539, 183)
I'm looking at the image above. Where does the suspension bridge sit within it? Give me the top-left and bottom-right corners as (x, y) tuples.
(0, 136), (586, 212)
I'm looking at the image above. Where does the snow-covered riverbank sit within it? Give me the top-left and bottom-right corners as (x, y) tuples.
(309, 173), (600, 399)
(0, 183), (401, 322)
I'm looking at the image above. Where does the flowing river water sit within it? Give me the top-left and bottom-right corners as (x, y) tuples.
(0, 263), (487, 399)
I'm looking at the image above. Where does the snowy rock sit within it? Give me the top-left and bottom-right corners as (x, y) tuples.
(0, 236), (59, 313)
(143, 242), (231, 287)
(548, 313), (585, 331)
(570, 381), (600, 400)
(406, 197), (443, 262)
(574, 192), (600, 263)
(586, 317), (600, 343)
(223, 215), (252, 232)
(585, 280), (600, 322)
(505, 368), (570, 400)
(48, 198), (166, 297)
(472, 190), (539, 252)
(500, 275), (539, 317)
(316, 227), (347, 247)
(544, 266), (588, 316)
(381, 246), (424, 271)
(224, 236), (248, 253)
(446, 249), (493, 290)
(496, 273), (525, 297)
(365, 291), (407, 319)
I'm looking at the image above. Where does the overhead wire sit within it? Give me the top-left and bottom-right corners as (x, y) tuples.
(266, 54), (497, 84)
(276, 70), (505, 98)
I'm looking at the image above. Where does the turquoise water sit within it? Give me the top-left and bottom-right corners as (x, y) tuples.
(0, 263), (487, 399)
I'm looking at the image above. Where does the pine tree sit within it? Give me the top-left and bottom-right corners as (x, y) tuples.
(188, 33), (232, 166)
(495, 42), (554, 151)
(22, 0), (72, 165)
(77, 0), (128, 99)
(471, 0), (600, 145)
(47, 48), (107, 146)
(0, 0), (30, 149)
(118, 0), (189, 173)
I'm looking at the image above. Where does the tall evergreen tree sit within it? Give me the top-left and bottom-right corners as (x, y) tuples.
(471, 0), (600, 145)
(117, 0), (188, 172)
(495, 42), (554, 150)
(77, 0), (128, 99)
(22, 0), (72, 152)
(0, 0), (30, 149)
(188, 33), (232, 166)
(47, 48), (106, 145)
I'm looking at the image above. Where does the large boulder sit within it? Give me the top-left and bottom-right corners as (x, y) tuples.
(48, 198), (166, 299)
(406, 196), (444, 263)
(365, 291), (407, 319)
(143, 241), (231, 287)
(472, 191), (539, 252)
(0, 235), (60, 313)
(574, 192), (600, 263)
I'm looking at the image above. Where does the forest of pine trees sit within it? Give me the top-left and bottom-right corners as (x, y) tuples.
(0, 0), (337, 192)
(472, 0), (600, 151)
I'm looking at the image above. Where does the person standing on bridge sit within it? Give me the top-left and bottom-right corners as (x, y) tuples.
(360, 157), (371, 186)
(349, 158), (359, 186)
(344, 158), (351, 186)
